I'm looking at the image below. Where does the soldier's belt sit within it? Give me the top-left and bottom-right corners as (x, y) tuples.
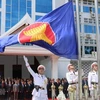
(69, 82), (78, 85)
(34, 85), (45, 92)
(91, 82), (98, 85)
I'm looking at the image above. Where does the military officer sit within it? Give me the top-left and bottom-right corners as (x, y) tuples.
(23, 56), (48, 100)
(88, 62), (98, 100)
(66, 64), (78, 100)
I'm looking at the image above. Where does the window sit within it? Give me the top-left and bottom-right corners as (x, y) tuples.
(85, 39), (89, 44)
(85, 39), (97, 45)
(84, 25), (96, 33)
(0, 0), (1, 8)
(6, 0), (11, 5)
(6, 28), (10, 31)
(27, 0), (32, 17)
(73, 5), (76, 11)
(6, 20), (10, 27)
(0, 12), (1, 30)
(11, 0), (19, 26)
(6, 13), (11, 20)
(35, 15), (42, 20)
(27, 8), (31, 16)
(90, 39), (93, 44)
(27, 0), (31, 7)
(83, 6), (90, 13)
(11, 20), (18, 26)
(92, 8), (95, 13)
(13, 65), (22, 78)
(98, 8), (100, 14)
(36, 0), (52, 13)
(6, 0), (11, 31)
(85, 46), (96, 54)
(19, 0), (26, 19)
(6, 0), (32, 31)
(0, 65), (4, 78)
(6, 6), (11, 13)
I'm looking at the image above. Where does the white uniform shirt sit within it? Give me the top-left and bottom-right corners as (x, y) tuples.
(66, 71), (78, 83)
(27, 66), (48, 98)
(88, 70), (98, 88)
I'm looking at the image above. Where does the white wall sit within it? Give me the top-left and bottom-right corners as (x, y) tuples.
(0, 55), (70, 79)
(40, 56), (70, 79)
(58, 58), (70, 78)
(40, 57), (52, 78)
(0, 55), (16, 78)
(54, 0), (65, 8)
(0, 55), (34, 79)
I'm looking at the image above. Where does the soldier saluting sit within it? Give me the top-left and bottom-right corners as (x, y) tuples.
(23, 56), (48, 100)
(66, 64), (78, 100)
(88, 62), (98, 100)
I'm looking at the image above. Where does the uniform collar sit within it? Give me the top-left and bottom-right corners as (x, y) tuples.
(70, 71), (74, 73)
(92, 70), (97, 73)
(38, 74), (44, 78)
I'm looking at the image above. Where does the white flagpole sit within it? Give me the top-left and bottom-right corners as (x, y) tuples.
(75, 0), (82, 99)
(94, 0), (100, 97)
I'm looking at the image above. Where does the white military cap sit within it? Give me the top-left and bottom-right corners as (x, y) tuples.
(67, 64), (73, 70)
(37, 65), (46, 71)
(91, 62), (98, 69)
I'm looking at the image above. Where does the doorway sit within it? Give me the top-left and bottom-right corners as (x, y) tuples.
(13, 65), (22, 78)
(0, 65), (4, 78)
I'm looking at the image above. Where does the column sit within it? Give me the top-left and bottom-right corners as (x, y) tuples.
(51, 55), (59, 80)
(81, 0), (85, 57)
(31, 0), (35, 22)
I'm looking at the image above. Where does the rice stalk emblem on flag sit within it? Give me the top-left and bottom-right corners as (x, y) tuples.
(18, 22), (55, 45)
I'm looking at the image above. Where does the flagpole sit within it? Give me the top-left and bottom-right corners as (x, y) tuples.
(94, 0), (100, 97)
(75, 0), (82, 99)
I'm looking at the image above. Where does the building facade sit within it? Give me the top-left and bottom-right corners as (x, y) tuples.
(0, 0), (99, 79)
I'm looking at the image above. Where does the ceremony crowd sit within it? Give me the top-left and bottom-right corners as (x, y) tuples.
(0, 77), (90, 100)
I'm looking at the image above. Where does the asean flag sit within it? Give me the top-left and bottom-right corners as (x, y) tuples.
(0, 1), (78, 59)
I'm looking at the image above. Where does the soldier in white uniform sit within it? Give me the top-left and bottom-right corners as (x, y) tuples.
(23, 56), (48, 100)
(88, 62), (98, 100)
(66, 64), (78, 100)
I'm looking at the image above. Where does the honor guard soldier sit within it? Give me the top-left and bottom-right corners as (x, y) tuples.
(88, 62), (98, 100)
(57, 85), (66, 100)
(23, 56), (48, 100)
(66, 64), (78, 100)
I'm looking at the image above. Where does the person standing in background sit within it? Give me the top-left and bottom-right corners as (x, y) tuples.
(13, 79), (19, 100)
(88, 62), (98, 100)
(66, 64), (78, 100)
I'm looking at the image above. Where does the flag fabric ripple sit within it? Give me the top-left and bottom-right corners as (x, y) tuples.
(0, 1), (78, 59)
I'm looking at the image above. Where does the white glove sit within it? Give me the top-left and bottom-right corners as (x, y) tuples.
(23, 55), (30, 67)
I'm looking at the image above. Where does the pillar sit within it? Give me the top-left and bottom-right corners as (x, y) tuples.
(51, 55), (59, 79)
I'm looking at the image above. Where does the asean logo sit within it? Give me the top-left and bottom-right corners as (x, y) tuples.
(18, 22), (55, 45)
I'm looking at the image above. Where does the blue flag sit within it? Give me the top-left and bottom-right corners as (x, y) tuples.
(0, 1), (78, 59)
